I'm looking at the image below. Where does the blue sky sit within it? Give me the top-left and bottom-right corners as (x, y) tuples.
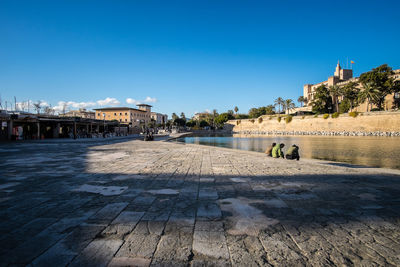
(1, 0), (399, 117)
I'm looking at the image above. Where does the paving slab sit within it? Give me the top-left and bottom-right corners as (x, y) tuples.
(0, 138), (400, 265)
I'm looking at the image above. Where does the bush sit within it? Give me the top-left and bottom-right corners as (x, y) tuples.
(285, 115), (293, 123)
(339, 99), (351, 113)
(250, 119), (255, 123)
(258, 117), (263, 123)
(314, 114), (318, 118)
(349, 111), (358, 118)
(236, 120), (241, 125)
(277, 116), (281, 122)
(301, 116), (305, 119)
(331, 112), (339, 118)
(323, 114), (329, 119)
(269, 116), (273, 120)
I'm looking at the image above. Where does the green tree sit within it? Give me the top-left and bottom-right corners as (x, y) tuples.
(215, 113), (235, 127)
(342, 81), (360, 111)
(358, 82), (380, 112)
(186, 120), (196, 127)
(297, 96), (306, 107)
(234, 106), (239, 114)
(199, 120), (209, 128)
(274, 97), (284, 114)
(171, 113), (178, 121)
(311, 84), (332, 113)
(227, 110), (234, 115)
(328, 85), (342, 113)
(284, 99), (295, 114)
(359, 64), (398, 110)
(265, 105), (275, 115)
(180, 112), (186, 120)
(174, 118), (186, 127)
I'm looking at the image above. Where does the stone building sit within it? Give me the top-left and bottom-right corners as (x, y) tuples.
(150, 112), (168, 125)
(303, 62), (400, 112)
(303, 61), (353, 104)
(94, 104), (152, 128)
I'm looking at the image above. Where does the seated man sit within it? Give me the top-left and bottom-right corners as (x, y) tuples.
(286, 144), (300, 160)
(265, 142), (276, 157)
(272, 143), (285, 158)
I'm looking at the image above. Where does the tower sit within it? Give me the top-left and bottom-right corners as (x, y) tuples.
(334, 60), (341, 77)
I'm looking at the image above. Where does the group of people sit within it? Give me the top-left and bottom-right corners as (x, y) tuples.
(265, 142), (300, 160)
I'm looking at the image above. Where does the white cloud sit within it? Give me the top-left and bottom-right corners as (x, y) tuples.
(53, 100), (97, 113)
(126, 98), (140, 105)
(205, 109), (211, 114)
(144, 96), (157, 103)
(96, 97), (120, 106)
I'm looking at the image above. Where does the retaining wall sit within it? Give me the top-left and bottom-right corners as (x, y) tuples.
(226, 112), (400, 136)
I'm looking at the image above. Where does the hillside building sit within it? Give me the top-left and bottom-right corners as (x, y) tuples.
(303, 62), (400, 112)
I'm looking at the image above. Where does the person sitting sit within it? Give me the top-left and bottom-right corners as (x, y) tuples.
(272, 143), (285, 158)
(265, 142), (276, 157)
(286, 144), (300, 160)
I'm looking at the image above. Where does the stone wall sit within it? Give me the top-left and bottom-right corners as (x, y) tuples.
(226, 112), (400, 136)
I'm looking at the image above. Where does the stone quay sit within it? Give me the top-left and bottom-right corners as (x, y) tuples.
(0, 137), (400, 266)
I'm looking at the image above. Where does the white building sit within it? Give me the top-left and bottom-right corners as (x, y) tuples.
(150, 112), (168, 125)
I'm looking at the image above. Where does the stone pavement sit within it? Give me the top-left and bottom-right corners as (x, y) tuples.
(0, 138), (400, 266)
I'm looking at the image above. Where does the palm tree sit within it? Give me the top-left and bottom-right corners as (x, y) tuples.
(284, 99), (295, 114)
(274, 97), (284, 114)
(234, 106), (239, 114)
(358, 82), (380, 112)
(328, 85), (342, 113)
(297, 96), (306, 107)
(33, 101), (42, 114)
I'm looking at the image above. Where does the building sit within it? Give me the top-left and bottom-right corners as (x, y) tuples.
(303, 61), (353, 104)
(150, 112), (168, 125)
(94, 104), (152, 128)
(303, 62), (400, 111)
(192, 112), (211, 121)
(59, 108), (95, 119)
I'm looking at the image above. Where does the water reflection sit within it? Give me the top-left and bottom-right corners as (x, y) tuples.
(177, 134), (400, 170)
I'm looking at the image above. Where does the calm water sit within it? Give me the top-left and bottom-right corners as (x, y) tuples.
(176, 134), (400, 170)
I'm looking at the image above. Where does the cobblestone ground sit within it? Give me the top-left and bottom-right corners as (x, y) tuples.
(1, 138), (400, 266)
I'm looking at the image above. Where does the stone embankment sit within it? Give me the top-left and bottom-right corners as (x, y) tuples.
(226, 111), (400, 137)
(236, 130), (400, 136)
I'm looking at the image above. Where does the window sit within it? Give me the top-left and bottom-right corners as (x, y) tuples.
(120, 113), (122, 115)
(125, 119), (127, 122)
(125, 113), (127, 115)
(98, 113), (101, 116)
(119, 119), (122, 122)
(114, 113), (116, 116)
